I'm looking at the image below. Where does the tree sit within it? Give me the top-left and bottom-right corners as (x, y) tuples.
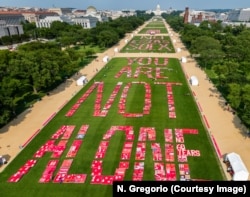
(85, 49), (95, 57)
(190, 36), (224, 68)
(58, 36), (75, 48)
(212, 64), (228, 87)
(50, 21), (71, 37)
(1, 36), (12, 45)
(21, 21), (36, 32)
(227, 83), (241, 109)
(181, 24), (210, 48)
(97, 30), (119, 48)
(230, 30), (250, 62)
(11, 35), (22, 44)
(242, 84), (250, 110)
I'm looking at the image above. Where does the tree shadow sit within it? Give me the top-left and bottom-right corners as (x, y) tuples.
(0, 108), (32, 134)
(45, 78), (74, 96)
(232, 115), (249, 139)
(2, 154), (11, 162)
(0, 77), (75, 134)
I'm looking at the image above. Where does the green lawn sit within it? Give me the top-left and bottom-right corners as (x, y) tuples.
(74, 45), (105, 53)
(138, 28), (168, 34)
(120, 36), (175, 53)
(145, 23), (165, 28)
(0, 57), (225, 197)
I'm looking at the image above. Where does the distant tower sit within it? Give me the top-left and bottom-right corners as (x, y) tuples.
(197, 12), (203, 22)
(184, 7), (189, 23)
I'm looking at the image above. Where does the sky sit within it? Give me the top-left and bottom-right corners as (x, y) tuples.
(0, 0), (250, 11)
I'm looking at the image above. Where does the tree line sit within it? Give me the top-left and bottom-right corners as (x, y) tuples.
(0, 12), (153, 128)
(163, 11), (250, 128)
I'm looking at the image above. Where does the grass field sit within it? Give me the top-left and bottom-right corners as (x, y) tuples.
(145, 23), (165, 28)
(0, 21), (225, 197)
(0, 56), (225, 197)
(138, 28), (168, 34)
(120, 36), (175, 53)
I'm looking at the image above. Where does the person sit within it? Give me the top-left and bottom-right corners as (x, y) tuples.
(59, 177), (63, 184)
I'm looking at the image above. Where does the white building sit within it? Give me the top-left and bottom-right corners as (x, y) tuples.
(154, 4), (162, 16)
(146, 4), (167, 16)
(0, 19), (23, 38)
(47, 8), (74, 16)
(36, 6), (107, 29)
(36, 14), (99, 29)
(228, 8), (250, 22)
(238, 8), (250, 21)
(36, 15), (73, 28)
(216, 13), (228, 22)
(72, 16), (98, 29)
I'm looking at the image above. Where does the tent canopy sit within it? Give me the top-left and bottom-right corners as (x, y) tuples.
(102, 55), (109, 62)
(226, 152), (249, 181)
(76, 76), (87, 86)
(181, 57), (187, 63)
(0, 156), (6, 165)
(190, 76), (199, 86)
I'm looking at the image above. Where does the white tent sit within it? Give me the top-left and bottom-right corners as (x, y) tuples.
(102, 55), (109, 62)
(181, 57), (187, 63)
(125, 39), (128, 43)
(226, 152), (249, 181)
(190, 76), (199, 86)
(0, 156), (6, 165)
(177, 48), (181, 52)
(114, 47), (119, 53)
(76, 76), (87, 86)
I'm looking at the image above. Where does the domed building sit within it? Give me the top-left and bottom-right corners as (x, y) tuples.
(155, 4), (161, 15)
(148, 4), (167, 16)
(86, 6), (97, 15)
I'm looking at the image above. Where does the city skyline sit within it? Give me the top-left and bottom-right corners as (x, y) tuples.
(1, 0), (250, 10)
